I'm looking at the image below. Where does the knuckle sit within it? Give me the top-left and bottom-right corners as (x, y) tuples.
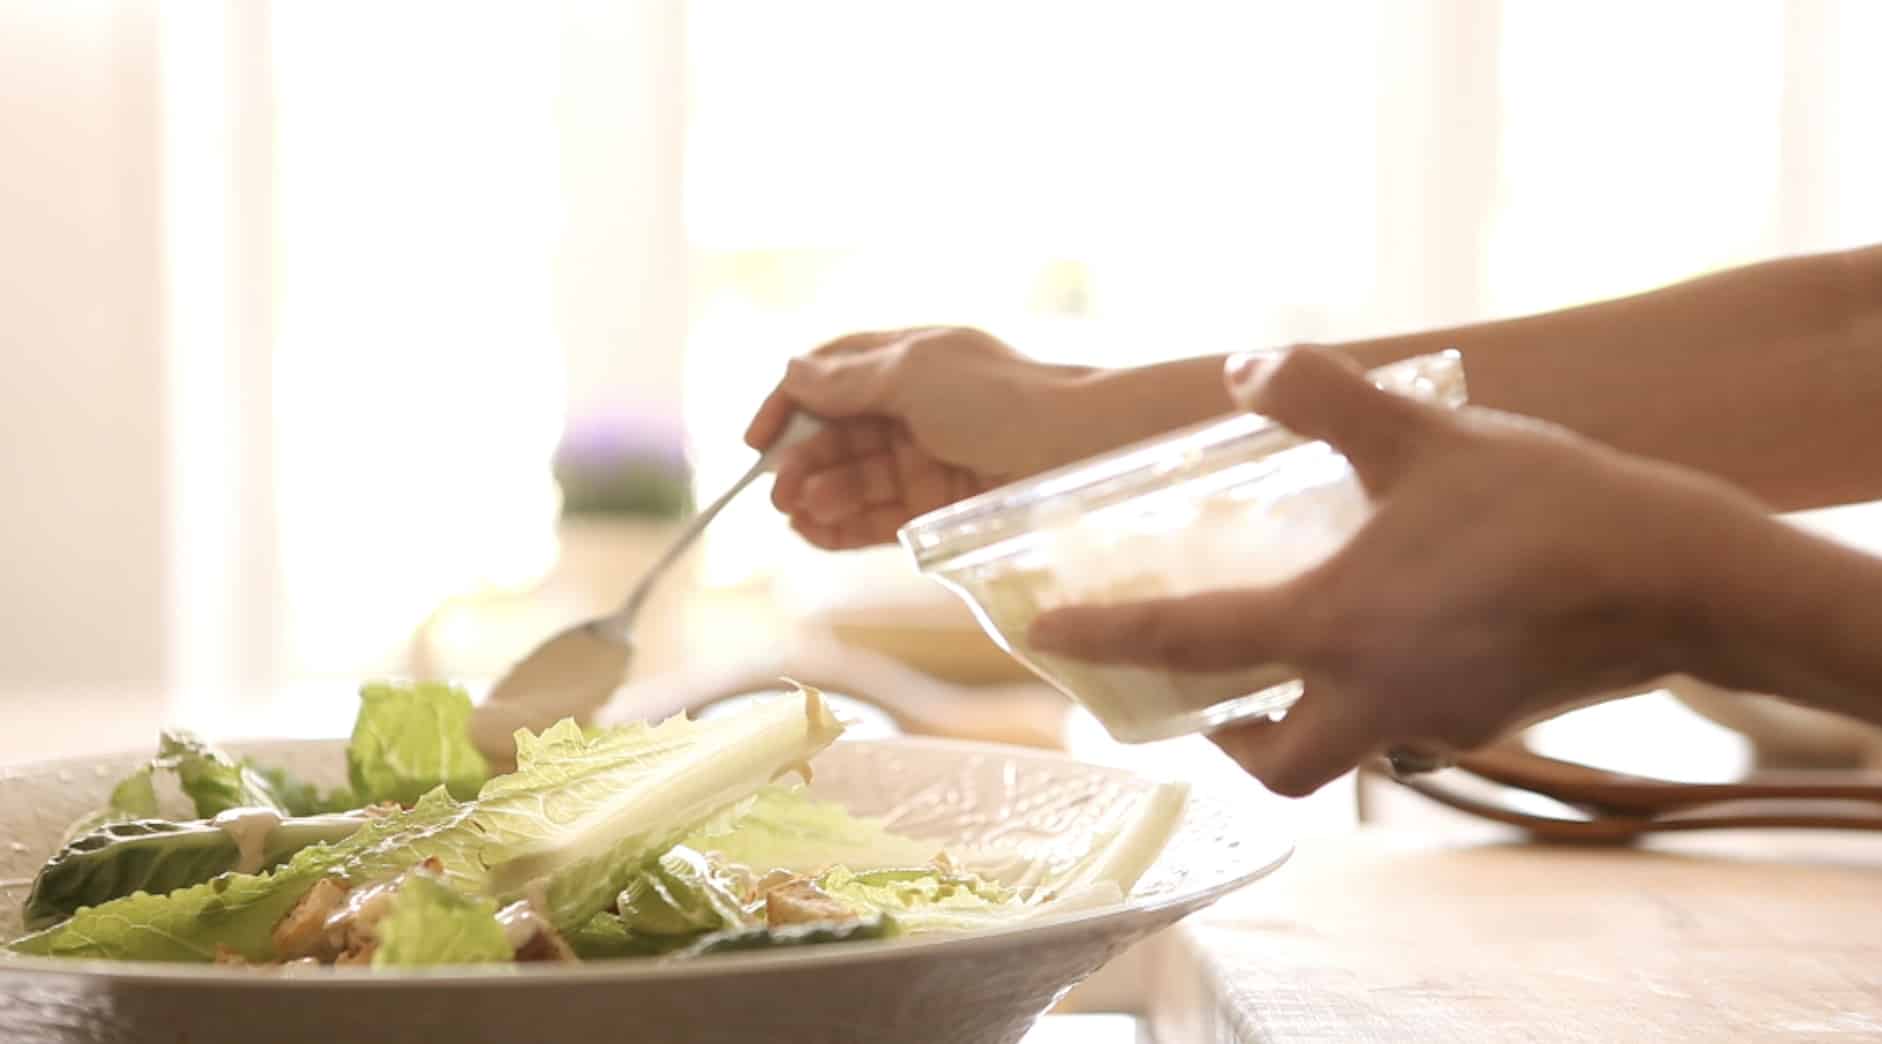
(813, 331), (887, 358)
(783, 355), (820, 385)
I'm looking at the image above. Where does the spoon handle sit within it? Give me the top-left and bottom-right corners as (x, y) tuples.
(604, 413), (824, 631)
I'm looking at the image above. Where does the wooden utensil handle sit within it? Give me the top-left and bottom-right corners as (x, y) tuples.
(1455, 747), (1882, 816)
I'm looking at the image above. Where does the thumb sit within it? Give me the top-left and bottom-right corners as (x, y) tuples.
(1027, 588), (1302, 674)
(1224, 347), (1437, 494)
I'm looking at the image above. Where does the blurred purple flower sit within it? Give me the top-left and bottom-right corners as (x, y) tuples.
(556, 408), (689, 473)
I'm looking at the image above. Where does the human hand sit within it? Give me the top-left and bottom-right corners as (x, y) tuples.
(1027, 347), (1773, 796)
(745, 327), (1096, 549)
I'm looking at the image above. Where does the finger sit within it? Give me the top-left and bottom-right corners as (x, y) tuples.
(800, 453), (900, 524)
(1026, 588), (1300, 674)
(744, 387), (799, 451)
(791, 505), (905, 550)
(890, 428), (959, 517)
(829, 504), (910, 548)
(771, 426), (850, 513)
(790, 512), (842, 550)
(840, 417), (892, 457)
(1208, 682), (1379, 797)
(1224, 347), (1436, 494)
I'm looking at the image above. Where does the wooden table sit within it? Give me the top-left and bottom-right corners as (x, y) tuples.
(1145, 827), (1882, 1042)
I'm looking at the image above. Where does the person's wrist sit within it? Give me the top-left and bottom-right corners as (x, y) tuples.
(1013, 364), (1126, 471)
(1051, 354), (1244, 465)
(1677, 501), (1882, 719)
(1653, 477), (1834, 701)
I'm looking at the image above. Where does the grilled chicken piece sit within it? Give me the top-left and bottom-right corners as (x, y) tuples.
(271, 878), (350, 961)
(270, 857), (459, 966)
(334, 942), (378, 966)
(762, 877), (858, 927)
(324, 856), (447, 961)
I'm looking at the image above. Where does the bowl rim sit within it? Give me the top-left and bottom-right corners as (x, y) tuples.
(0, 734), (1290, 989)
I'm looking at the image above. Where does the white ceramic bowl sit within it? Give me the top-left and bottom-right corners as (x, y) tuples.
(0, 736), (1288, 1044)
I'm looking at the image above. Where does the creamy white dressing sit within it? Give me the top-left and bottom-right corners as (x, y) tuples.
(325, 875), (402, 937)
(211, 806), (285, 874)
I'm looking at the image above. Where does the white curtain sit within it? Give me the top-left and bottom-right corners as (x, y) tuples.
(157, 1), (683, 725)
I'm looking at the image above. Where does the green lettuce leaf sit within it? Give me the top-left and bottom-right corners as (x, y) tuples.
(804, 783), (1191, 936)
(477, 688), (844, 930)
(156, 732), (297, 819)
(59, 732), (311, 845)
(814, 865), (1024, 934)
(57, 769), (163, 846)
(8, 790), (478, 962)
(614, 845), (754, 938)
(564, 844), (758, 963)
(370, 870), (512, 967)
(683, 786), (941, 876)
(346, 682), (491, 806)
(963, 781), (1189, 906)
(249, 764), (332, 818)
(564, 911), (674, 960)
(11, 688), (845, 961)
(21, 813), (366, 931)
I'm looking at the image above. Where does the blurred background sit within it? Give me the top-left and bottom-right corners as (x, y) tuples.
(4, 0), (1882, 782)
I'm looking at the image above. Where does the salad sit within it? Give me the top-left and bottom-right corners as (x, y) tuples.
(6, 682), (1184, 970)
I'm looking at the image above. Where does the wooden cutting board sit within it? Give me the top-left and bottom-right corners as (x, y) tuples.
(1147, 828), (1882, 1042)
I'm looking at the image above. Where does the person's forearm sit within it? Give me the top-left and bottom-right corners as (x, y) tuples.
(1074, 246), (1882, 509)
(1336, 246), (1882, 511)
(1685, 510), (1882, 726)
(1059, 355), (1238, 458)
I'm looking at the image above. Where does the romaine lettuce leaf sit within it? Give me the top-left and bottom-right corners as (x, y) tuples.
(564, 911), (675, 960)
(157, 732), (299, 819)
(347, 682), (491, 806)
(965, 781), (1189, 906)
(57, 768), (163, 846)
(21, 813), (366, 931)
(59, 732), (311, 844)
(806, 782), (1190, 935)
(814, 865), (1023, 933)
(683, 786), (940, 876)
(250, 764), (332, 818)
(8, 790), (478, 962)
(614, 845), (753, 938)
(10, 688), (844, 961)
(566, 846), (757, 960)
(477, 688), (844, 929)
(370, 870), (512, 967)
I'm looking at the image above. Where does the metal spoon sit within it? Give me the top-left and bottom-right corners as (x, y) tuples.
(469, 412), (824, 760)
